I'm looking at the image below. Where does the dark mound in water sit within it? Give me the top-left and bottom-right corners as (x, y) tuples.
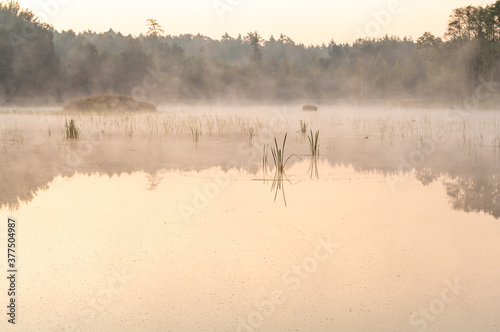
(64, 94), (157, 112)
(302, 105), (318, 111)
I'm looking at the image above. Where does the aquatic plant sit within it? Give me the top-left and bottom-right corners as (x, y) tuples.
(262, 144), (269, 181)
(205, 116), (215, 136)
(270, 133), (300, 206)
(300, 120), (307, 134)
(307, 129), (320, 156)
(125, 123), (134, 139)
(65, 119), (79, 139)
(216, 115), (227, 137)
(248, 127), (255, 147)
(271, 133), (291, 177)
(309, 156), (319, 179)
(379, 119), (387, 140)
(191, 126), (202, 143)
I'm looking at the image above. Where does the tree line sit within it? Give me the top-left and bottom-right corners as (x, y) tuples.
(1, 0), (500, 105)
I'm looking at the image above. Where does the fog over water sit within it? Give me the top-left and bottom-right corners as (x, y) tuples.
(1, 106), (499, 217)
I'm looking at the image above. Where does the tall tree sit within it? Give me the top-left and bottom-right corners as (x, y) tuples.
(146, 18), (164, 67)
(113, 38), (150, 94)
(0, 0), (58, 98)
(245, 31), (263, 63)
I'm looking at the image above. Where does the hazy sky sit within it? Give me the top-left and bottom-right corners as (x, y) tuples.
(18, 0), (489, 44)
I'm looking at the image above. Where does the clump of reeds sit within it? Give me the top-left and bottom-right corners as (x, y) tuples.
(493, 135), (500, 154)
(262, 144), (269, 181)
(379, 120), (387, 140)
(307, 129), (320, 156)
(191, 126), (202, 143)
(300, 120), (307, 134)
(388, 124), (395, 145)
(271, 133), (290, 177)
(206, 117), (215, 136)
(270, 133), (300, 206)
(309, 156), (319, 179)
(65, 119), (79, 139)
(126, 124), (134, 139)
(248, 127), (255, 147)
(216, 115), (226, 137)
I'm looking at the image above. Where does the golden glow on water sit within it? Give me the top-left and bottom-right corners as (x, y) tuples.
(2, 162), (500, 331)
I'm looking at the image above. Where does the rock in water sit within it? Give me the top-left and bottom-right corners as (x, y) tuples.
(302, 105), (318, 111)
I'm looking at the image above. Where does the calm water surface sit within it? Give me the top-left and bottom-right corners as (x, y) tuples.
(1, 106), (499, 331)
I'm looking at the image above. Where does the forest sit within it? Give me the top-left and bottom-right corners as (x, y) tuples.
(2, 0), (500, 105)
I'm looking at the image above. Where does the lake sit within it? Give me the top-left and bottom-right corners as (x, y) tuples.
(1, 105), (499, 331)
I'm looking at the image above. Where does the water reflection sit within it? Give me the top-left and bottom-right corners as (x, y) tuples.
(308, 156), (319, 180)
(0, 118), (499, 218)
(415, 167), (439, 186)
(444, 174), (500, 218)
(146, 171), (164, 191)
(1, 143), (499, 219)
(271, 176), (287, 206)
(3, 109), (500, 331)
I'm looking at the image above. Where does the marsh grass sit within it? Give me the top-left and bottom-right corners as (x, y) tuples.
(271, 134), (291, 177)
(191, 126), (202, 143)
(388, 124), (395, 145)
(125, 123), (134, 139)
(248, 127), (255, 147)
(306, 129), (320, 179)
(493, 134), (500, 153)
(352, 117), (360, 130)
(206, 117), (215, 136)
(65, 119), (79, 139)
(216, 115), (227, 137)
(309, 156), (319, 179)
(299, 120), (307, 134)
(6, 109), (500, 169)
(270, 133), (301, 206)
(307, 129), (320, 156)
(262, 144), (269, 182)
(379, 120), (387, 140)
